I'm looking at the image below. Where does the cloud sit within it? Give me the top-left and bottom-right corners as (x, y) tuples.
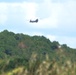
(28, 0), (60, 29)
(56, 36), (76, 48)
(28, 0), (76, 35)
(28, 0), (76, 29)
(23, 2), (38, 19)
(0, 14), (8, 25)
(23, 31), (56, 42)
(28, 17), (58, 29)
(58, 0), (76, 29)
(0, 0), (76, 29)
(46, 35), (56, 41)
(0, 3), (8, 25)
(0, 2), (38, 25)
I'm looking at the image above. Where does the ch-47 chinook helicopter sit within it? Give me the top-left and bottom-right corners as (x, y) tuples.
(29, 19), (38, 23)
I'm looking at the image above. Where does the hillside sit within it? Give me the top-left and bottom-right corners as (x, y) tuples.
(0, 30), (76, 75)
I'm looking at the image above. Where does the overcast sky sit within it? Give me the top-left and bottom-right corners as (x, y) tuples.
(0, 0), (76, 48)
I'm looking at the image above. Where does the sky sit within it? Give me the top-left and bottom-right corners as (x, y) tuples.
(0, 0), (76, 48)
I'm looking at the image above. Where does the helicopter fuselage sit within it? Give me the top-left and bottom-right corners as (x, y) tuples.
(30, 19), (38, 23)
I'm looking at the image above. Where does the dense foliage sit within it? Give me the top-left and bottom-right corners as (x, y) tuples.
(0, 30), (76, 74)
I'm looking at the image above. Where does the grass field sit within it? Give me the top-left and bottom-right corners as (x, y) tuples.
(1, 53), (76, 75)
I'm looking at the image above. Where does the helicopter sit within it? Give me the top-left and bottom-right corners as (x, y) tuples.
(30, 19), (38, 23)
